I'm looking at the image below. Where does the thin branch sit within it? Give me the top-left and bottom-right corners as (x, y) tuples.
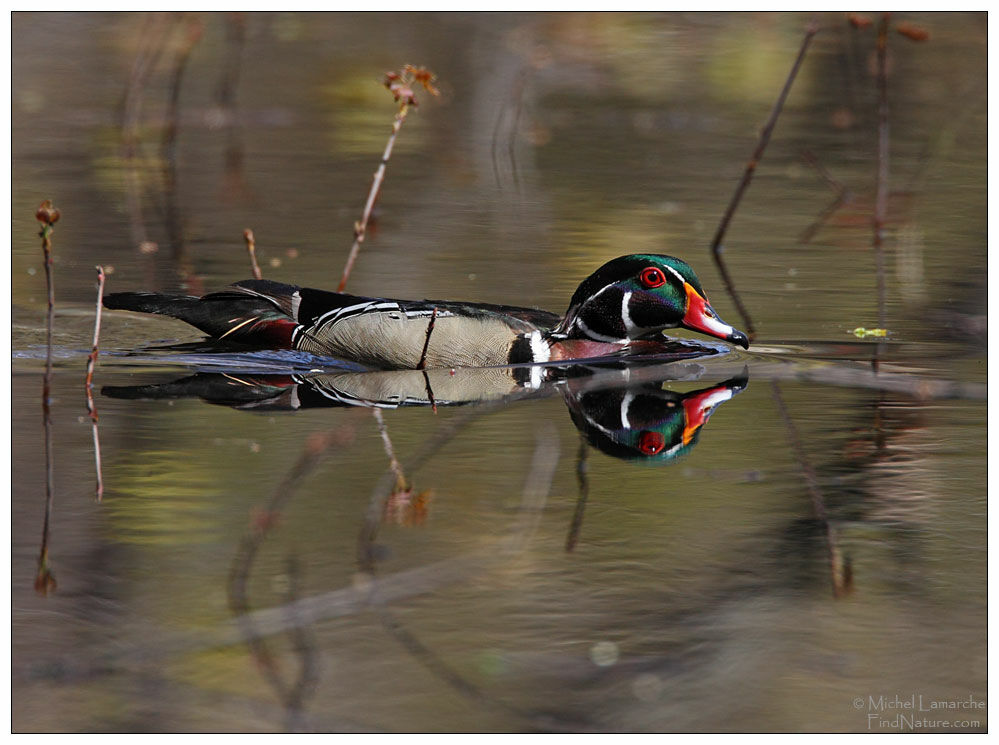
(86, 266), (107, 501)
(35, 200), (60, 595)
(337, 66), (439, 292)
(244, 228), (263, 280)
(709, 20), (819, 341)
(337, 107), (408, 292)
(416, 306), (438, 370)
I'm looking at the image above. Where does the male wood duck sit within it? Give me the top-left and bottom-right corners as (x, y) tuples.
(103, 254), (749, 370)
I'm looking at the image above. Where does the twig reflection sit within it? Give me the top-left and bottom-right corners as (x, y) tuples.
(35, 200), (60, 595)
(227, 427), (355, 729)
(771, 381), (852, 598)
(565, 435), (590, 552)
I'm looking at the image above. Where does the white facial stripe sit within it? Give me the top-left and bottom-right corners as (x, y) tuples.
(663, 265), (686, 285)
(621, 291), (636, 335)
(619, 391), (635, 429)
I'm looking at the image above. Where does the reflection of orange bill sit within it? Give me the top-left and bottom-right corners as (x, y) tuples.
(682, 384), (736, 446)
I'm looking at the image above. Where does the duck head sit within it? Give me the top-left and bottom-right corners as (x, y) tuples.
(554, 254), (749, 349)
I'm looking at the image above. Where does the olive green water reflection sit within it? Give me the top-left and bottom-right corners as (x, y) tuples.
(12, 12), (986, 733)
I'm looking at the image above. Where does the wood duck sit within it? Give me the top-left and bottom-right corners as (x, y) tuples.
(103, 254), (749, 370)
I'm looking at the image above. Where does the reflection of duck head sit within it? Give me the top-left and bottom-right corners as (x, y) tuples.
(563, 374), (748, 462)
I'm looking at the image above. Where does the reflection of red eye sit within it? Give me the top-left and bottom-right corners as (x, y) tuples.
(640, 267), (667, 288)
(637, 431), (666, 455)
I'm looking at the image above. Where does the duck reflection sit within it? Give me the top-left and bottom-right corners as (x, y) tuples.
(562, 373), (747, 462)
(103, 362), (747, 463)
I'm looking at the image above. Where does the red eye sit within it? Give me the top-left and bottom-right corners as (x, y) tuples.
(639, 267), (667, 288)
(637, 431), (666, 455)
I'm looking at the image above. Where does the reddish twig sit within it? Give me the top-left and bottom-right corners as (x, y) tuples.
(35, 200), (60, 595)
(416, 306), (438, 370)
(243, 228), (263, 280)
(337, 66), (439, 293)
(86, 266), (107, 501)
(85, 266), (106, 393)
(709, 21), (819, 341)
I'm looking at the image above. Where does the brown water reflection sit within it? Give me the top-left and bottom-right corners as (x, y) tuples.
(12, 12), (986, 733)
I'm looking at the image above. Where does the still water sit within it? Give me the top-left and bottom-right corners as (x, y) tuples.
(12, 12), (987, 732)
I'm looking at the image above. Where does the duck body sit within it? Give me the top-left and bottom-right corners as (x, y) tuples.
(103, 254), (749, 370)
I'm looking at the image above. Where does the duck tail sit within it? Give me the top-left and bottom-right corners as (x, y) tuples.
(103, 289), (299, 347)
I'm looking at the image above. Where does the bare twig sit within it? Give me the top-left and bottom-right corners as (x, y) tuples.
(35, 200), (60, 595)
(770, 381), (852, 598)
(337, 66), (439, 292)
(86, 266), (106, 501)
(85, 266), (106, 392)
(710, 21), (819, 341)
(416, 306), (438, 370)
(244, 228), (263, 280)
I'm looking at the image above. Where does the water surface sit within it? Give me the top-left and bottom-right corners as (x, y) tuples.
(12, 12), (987, 733)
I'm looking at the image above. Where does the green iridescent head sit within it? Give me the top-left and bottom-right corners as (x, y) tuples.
(558, 254), (749, 349)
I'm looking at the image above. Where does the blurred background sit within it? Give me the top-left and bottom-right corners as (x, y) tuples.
(12, 12), (986, 732)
